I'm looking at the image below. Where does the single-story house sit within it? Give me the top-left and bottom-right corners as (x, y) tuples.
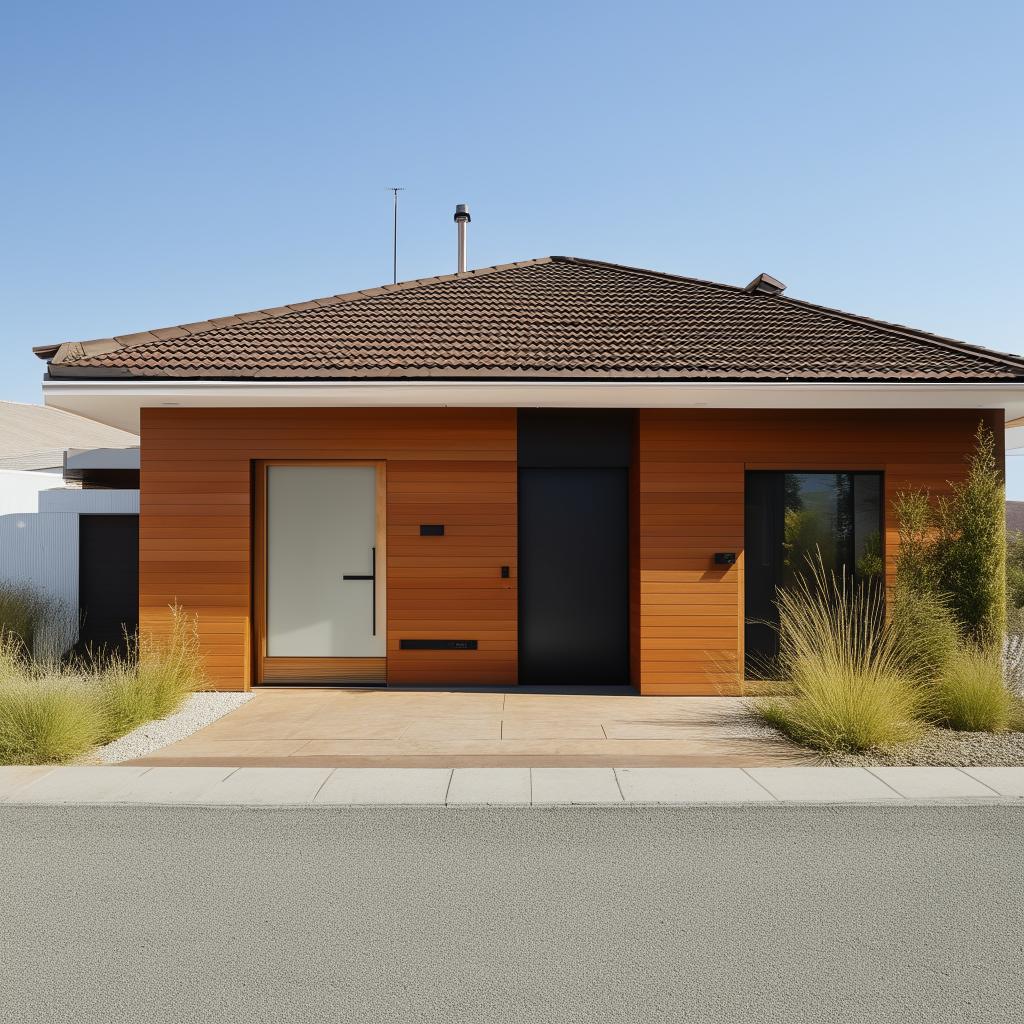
(34, 255), (1024, 693)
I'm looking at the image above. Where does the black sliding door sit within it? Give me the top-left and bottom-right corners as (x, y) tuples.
(518, 410), (632, 685)
(744, 471), (883, 677)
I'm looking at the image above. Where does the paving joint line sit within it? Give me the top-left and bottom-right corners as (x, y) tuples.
(310, 768), (334, 803)
(739, 768), (782, 801)
(861, 766), (911, 798)
(951, 767), (1003, 796)
(612, 768), (626, 802)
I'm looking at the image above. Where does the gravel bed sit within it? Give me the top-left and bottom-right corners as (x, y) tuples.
(823, 728), (1024, 767)
(93, 692), (253, 764)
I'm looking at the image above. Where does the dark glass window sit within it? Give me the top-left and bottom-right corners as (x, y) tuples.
(744, 471), (883, 678)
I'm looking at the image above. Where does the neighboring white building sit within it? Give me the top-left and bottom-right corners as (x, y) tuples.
(0, 401), (139, 653)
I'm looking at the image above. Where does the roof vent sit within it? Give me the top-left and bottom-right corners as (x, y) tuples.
(454, 204), (471, 274)
(744, 273), (786, 296)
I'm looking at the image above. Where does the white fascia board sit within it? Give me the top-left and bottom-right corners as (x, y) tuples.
(64, 446), (141, 470)
(41, 378), (1024, 434)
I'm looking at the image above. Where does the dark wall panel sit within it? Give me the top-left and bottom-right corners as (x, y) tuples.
(519, 467), (629, 684)
(78, 514), (139, 654)
(518, 409), (633, 468)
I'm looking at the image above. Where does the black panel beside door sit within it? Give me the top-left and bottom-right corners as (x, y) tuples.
(78, 514), (139, 655)
(518, 466), (630, 684)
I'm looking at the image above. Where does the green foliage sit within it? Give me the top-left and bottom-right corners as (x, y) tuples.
(783, 507), (836, 576)
(0, 583), (58, 657)
(137, 605), (204, 717)
(888, 585), (961, 682)
(0, 606), (204, 765)
(930, 645), (1024, 733)
(894, 489), (938, 595)
(893, 422), (1006, 645)
(0, 677), (102, 765)
(94, 607), (199, 744)
(934, 423), (1006, 644)
(752, 557), (925, 752)
(1006, 530), (1024, 618)
(856, 530), (884, 579)
(0, 633), (100, 765)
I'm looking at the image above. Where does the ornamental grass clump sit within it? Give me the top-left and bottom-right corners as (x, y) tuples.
(0, 582), (63, 658)
(888, 585), (961, 683)
(930, 645), (1024, 733)
(0, 606), (204, 765)
(95, 606), (202, 744)
(753, 559), (925, 753)
(0, 632), (100, 765)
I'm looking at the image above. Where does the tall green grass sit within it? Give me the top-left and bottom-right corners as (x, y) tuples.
(0, 632), (99, 764)
(753, 560), (926, 752)
(0, 606), (204, 765)
(930, 645), (1024, 733)
(94, 607), (201, 744)
(0, 581), (74, 659)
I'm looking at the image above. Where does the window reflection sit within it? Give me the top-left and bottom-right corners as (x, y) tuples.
(745, 471), (883, 678)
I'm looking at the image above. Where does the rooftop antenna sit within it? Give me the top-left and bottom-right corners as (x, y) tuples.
(389, 187), (405, 284)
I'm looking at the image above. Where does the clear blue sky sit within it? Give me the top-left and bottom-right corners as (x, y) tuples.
(3, 1), (1023, 489)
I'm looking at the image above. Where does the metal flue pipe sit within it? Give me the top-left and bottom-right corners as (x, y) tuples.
(454, 204), (471, 273)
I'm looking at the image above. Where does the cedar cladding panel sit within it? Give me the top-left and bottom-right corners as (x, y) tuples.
(139, 408), (517, 690)
(634, 409), (1004, 695)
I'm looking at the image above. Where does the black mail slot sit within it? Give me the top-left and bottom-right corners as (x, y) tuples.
(399, 639), (478, 650)
(419, 524), (445, 536)
(714, 552), (737, 565)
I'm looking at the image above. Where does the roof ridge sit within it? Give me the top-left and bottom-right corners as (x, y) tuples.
(36, 257), (559, 366)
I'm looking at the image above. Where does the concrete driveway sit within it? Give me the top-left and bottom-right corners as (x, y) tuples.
(128, 688), (807, 768)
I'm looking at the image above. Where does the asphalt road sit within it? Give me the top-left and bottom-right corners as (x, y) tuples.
(1, 805), (1022, 1024)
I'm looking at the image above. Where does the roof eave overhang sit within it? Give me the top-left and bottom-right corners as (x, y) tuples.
(40, 377), (1024, 434)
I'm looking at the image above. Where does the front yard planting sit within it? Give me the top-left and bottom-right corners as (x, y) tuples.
(0, 602), (204, 766)
(751, 424), (1024, 762)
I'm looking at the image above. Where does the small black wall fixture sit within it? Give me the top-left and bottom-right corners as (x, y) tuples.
(714, 552), (737, 565)
(420, 524), (445, 536)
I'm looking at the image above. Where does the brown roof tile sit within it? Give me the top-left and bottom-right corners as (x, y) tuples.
(38, 256), (1024, 383)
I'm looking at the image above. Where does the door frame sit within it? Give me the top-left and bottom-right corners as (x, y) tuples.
(253, 459), (387, 686)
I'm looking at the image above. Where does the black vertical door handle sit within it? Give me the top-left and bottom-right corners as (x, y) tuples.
(342, 545), (377, 636)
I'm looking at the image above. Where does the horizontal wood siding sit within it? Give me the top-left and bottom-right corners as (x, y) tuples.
(140, 408), (517, 690)
(634, 409), (1004, 695)
(143, 405), (1002, 695)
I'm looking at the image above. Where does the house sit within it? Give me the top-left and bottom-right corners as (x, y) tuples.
(0, 401), (140, 653)
(33, 253), (1024, 694)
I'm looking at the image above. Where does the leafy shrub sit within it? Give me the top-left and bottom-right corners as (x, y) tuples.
(894, 490), (938, 596)
(1006, 529), (1024, 625)
(895, 423), (1006, 645)
(930, 645), (1023, 733)
(752, 559), (924, 752)
(934, 424), (1006, 644)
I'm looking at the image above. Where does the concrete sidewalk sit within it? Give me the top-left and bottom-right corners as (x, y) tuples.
(2, 764), (1022, 806)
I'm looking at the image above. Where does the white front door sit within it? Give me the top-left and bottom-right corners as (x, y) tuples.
(265, 465), (384, 658)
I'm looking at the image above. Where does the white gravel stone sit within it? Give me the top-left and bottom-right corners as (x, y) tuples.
(94, 692), (253, 764)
